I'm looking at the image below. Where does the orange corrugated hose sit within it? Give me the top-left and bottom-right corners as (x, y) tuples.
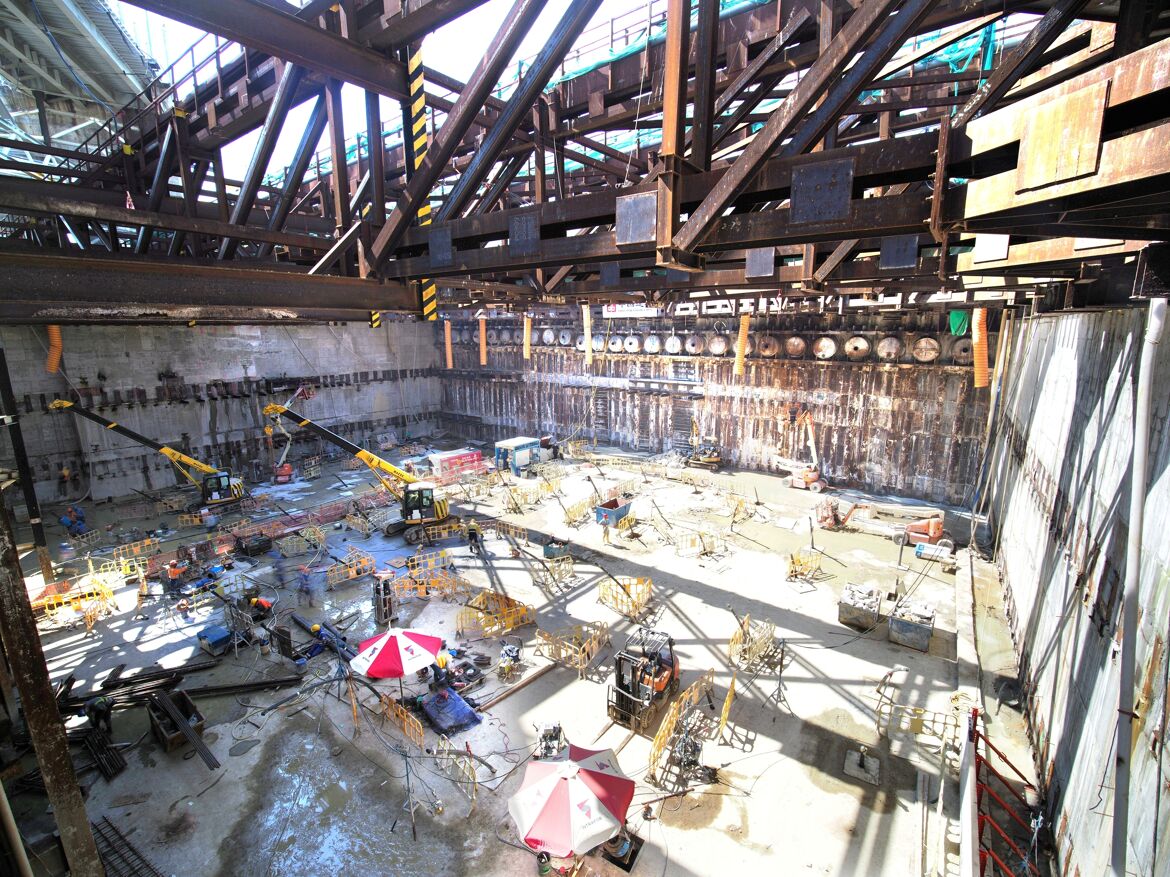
(45, 325), (62, 373)
(972, 307), (989, 388)
(734, 313), (750, 376)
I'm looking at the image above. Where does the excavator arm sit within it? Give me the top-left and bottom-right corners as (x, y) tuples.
(49, 400), (218, 488)
(262, 404), (413, 497)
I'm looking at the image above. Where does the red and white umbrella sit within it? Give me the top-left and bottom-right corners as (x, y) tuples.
(508, 743), (635, 858)
(351, 627), (443, 679)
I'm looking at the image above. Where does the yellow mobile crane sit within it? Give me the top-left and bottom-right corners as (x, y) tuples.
(262, 404), (449, 541)
(49, 400), (244, 509)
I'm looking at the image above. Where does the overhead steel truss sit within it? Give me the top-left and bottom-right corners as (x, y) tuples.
(0, 0), (1167, 322)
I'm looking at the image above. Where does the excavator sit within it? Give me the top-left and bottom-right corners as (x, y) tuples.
(772, 410), (828, 492)
(48, 400), (244, 510)
(816, 498), (954, 551)
(262, 404), (449, 542)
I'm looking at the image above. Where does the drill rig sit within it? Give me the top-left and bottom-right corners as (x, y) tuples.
(49, 400), (243, 510)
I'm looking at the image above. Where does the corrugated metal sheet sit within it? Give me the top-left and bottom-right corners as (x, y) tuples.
(988, 307), (1170, 877)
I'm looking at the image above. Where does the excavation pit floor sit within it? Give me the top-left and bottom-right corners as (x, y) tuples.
(12, 449), (991, 876)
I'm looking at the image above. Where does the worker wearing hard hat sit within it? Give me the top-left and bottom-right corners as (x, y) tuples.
(465, 519), (483, 556)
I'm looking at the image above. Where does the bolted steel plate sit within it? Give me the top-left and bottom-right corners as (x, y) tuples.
(615, 190), (658, 245)
(791, 157), (854, 225)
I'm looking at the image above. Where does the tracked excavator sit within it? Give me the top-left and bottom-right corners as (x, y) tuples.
(49, 400), (244, 510)
(262, 404), (450, 542)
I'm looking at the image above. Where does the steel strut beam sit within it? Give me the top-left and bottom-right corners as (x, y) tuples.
(117, 0), (409, 98)
(674, 0), (941, 255)
(257, 95), (329, 260)
(134, 119), (178, 254)
(437, 0), (603, 222)
(218, 62), (305, 260)
(953, 0), (1088, 126)
(362, 0), (545, 274)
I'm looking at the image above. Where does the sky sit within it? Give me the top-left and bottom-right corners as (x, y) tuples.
(110, 0), (654, 180)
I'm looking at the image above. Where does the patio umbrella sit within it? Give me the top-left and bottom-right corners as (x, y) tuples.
(351, 627), (444, 697)
(508, 743), (635, 858)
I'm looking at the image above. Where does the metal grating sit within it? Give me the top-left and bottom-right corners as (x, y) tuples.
(91, 817), (166, 877)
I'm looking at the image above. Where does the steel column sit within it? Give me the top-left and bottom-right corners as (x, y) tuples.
(325, 78), (352, 274)
(437, 0), (602, 222)
(656, 0), (692, 267)
(218, 62), (306, 259)
(0, 499), (103, 877)
(366, 90), (386, 225)
(365, 0), (545, 272)
(690, 0), (722, 171)
(257, 95), (329, 260)
(0, 348), (53, 584)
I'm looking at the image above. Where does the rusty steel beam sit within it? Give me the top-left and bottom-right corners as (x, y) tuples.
(438, 0), (602, 221)
(118, 0), (409, 98)
(0, 178), (325, 251)
(134, 119), (178, 254)
(257, 95), (330, 260)
(0, 301), (376, 324)
(0, 252), (413, 309)
(364, 0), (545, 272)
(953, 0), (1088, 126)
(0, 499), (103, 877)
(218, 62), (307, 259)
(691, 0), (722, 171)
(675, 0), (940, 256)
(384, 191), (928, 278)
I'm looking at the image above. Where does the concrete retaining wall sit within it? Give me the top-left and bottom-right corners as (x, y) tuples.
(0, 321), (441, 503)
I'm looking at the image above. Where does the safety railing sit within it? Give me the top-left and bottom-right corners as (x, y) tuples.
(648, 668), (715, 782)
(536, 621), (610, 678)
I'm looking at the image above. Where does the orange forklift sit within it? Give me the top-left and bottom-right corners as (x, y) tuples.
(607, 628), (681, 734)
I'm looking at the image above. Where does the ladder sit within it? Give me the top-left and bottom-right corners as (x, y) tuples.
(592, 388), (610, 443)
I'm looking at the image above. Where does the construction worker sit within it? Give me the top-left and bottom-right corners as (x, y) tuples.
(601, 513), (612, 545)
(84, 694), (113, 735)
(431, 642), (452, 689)
(166, 560), (187, 595)
(466, 519), (483, 555)
(298, 566), (316, 608)
(248, 597), (274, 621)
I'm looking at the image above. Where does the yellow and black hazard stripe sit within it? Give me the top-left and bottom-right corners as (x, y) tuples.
(402, 44), (437, 322)
(369, 310), (381, 329)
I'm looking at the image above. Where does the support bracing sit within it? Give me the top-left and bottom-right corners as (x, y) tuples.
(217, 62), (306, 260)
(437, 0), (602, 222)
